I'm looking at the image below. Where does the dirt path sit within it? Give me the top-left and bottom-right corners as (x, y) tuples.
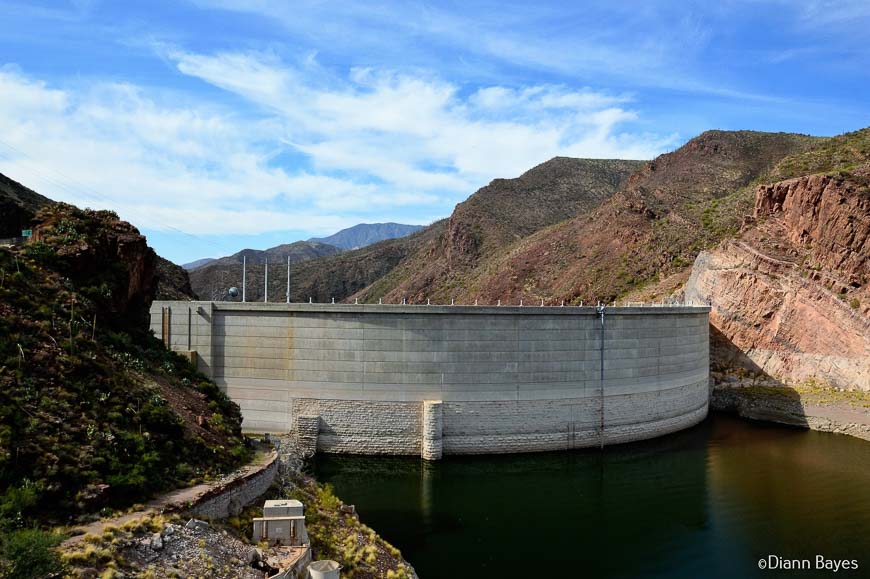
(62, 449), (277, 548)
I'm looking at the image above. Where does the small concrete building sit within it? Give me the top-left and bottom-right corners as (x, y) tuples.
(253, 499), (309, 546)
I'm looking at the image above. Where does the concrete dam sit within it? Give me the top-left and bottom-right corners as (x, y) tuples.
(150, 301), (710, 458)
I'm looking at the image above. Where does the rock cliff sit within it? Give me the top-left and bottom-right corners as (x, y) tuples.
(30, 203), (159, 324)
(685, 168), (870, 389)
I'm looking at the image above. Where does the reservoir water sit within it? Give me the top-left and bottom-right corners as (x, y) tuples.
(313, 413), (870, 578)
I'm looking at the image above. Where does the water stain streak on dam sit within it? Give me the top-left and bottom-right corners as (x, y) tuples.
(150, 302), (710, 457)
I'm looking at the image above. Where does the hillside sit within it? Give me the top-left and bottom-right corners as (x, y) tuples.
(289, 157), (644, 303)
(182, 257), (215, 271)
(0, 173), (52, 239)
(0, 171), (198, 302)
(309, 222), (424, 250)
(684, 128), (870, 390)
(430, 130), (821, 304)
(0, 203), (249, 536)
(155, 256), (198, 300)
(189, 240), (343, 300)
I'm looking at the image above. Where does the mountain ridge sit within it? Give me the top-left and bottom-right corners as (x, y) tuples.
(182, 257), (216, 270)
(309, 222), (424, 250)
(188, 240), (344, 300)
(284, 156), (646, 303)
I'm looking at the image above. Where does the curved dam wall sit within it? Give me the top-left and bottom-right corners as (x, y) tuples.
(149, 302), (710, 457)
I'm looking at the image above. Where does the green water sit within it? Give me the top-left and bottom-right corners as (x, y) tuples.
(313, 414), (870, 578)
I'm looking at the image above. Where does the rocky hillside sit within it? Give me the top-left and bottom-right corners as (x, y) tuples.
(189, 240), (343, 300)
(0, 173), (51, 238)
(182, 257), (216, 271)
(685, 129), (870, 390)
(442, 130), (820, 305)
(286, 157), (645, 303)
(156, 256), (198, 300)
(310, 222), (424, 250)
(0, 171), (198, 301)
(0, 203), (249, 532)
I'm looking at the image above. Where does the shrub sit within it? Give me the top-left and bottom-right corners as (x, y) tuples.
(0, 481), (42, 528)
(0, 206), (249, 527)
(21, 241), (55, 264)
(0, 528), (64, 578)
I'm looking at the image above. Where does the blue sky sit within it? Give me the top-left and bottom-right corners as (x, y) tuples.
(1, 0), (868, 264)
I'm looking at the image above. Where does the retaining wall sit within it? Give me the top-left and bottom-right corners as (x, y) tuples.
(189, 451), (279, 519)
(150, 302), (710, 457)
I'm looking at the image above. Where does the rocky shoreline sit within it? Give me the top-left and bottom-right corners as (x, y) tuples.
(711, 379), (870, 442)
(61, 439), (417, 579)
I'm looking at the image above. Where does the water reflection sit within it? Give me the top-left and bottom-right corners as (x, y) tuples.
(314, 415), (870, 579)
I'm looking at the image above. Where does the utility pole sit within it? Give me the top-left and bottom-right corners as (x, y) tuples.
(264, 260), (268, 303)
(286, 255), (290, 303)
(242, 255), (246, 302)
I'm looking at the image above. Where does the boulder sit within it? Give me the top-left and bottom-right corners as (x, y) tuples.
(150, 532), (163, 551)
(185, 518), (210, 532)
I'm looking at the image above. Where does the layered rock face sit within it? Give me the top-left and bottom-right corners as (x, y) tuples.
(754, 173), (870, 281)
(685, 170), (870, 389)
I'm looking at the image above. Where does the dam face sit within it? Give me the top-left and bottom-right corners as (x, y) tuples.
(150, 302), (710, 457)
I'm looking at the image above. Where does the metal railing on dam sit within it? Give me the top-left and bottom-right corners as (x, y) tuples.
(150, 301), (710, 459)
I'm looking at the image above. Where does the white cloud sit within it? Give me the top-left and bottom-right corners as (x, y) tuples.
(168, 49), (672, 187)
(0, 65), (425, 240)
(0, 52), (672, 246)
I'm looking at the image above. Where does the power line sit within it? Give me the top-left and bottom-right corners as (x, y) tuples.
(0, 138), (237, 258)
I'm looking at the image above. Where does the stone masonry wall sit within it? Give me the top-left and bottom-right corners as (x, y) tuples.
(421, 401), (443, 460)
(295, 415), (320, 457)
(292, 399), (422, 455)
(190, 452), (279, 520)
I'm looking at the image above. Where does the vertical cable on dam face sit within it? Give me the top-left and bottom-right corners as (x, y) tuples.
(150, 302), (711, 456)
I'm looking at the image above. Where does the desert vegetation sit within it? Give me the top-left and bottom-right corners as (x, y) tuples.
(0, 204), (249, 574)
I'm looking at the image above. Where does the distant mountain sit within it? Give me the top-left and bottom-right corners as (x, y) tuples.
(206, 240), (342, 268)
(262, 222), (447, 304)
(182, 257), (216, 271)
(182, 223), (421, 271)
(188, 240), (343, 301)
(309, 222), (424, 250)
(286, 157), (645, 303)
